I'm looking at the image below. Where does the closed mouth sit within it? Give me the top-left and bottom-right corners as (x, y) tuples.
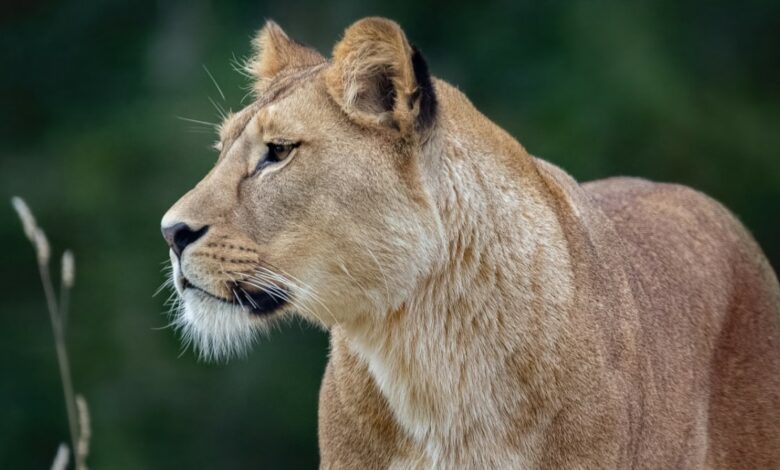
(181, 277), (288, 316)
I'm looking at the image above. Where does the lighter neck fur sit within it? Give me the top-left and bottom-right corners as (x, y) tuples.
(343, 84), (577, 467)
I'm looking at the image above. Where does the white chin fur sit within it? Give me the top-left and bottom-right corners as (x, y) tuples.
(173, 289), (268, 362)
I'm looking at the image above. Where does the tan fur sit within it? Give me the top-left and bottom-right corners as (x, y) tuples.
(326, 18), (418, 133)
(247, 21), (325, 90)
(162, 17), (780, 468)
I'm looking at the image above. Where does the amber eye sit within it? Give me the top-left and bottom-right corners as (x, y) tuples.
(256, 142), (298, 172)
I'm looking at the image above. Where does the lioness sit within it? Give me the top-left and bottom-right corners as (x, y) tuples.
(161, 17), (780, 468)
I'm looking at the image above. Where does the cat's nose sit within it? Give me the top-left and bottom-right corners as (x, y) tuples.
(161, 222), (209, 257)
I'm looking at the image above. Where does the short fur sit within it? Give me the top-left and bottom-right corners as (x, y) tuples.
(162, 17), (780, 468)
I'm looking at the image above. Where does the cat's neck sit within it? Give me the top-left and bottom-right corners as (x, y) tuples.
(343, 97), (578, 466)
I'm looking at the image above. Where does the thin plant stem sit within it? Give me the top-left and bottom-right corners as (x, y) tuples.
(13, 197), (86, 469)
(39, 263), (80, 469)
(59, 277), (70, 334)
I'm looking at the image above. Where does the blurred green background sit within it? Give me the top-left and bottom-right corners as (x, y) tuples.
(1, 0), (778, 468)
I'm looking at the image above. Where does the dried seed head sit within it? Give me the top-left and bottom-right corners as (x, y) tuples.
(51, 443), (70, 470)
(11, 196), (38, 242)
(62, 250), (75, 288)
(76, 395), (91, 466)
(33, 228), (50, 265)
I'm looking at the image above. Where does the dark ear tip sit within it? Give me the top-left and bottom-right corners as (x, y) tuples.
(411, 46), (437, 132)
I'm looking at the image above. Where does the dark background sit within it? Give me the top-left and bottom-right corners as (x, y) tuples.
(2, 0), (778, 468)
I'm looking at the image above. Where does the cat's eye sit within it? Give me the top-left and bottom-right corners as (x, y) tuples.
(256, 142), (299, 172)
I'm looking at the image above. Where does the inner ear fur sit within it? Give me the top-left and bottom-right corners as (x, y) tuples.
(247, 20), (325, 91)
(325, 17), (437, 135)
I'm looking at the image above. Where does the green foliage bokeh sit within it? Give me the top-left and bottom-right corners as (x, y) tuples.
(1, 0), (778, 467)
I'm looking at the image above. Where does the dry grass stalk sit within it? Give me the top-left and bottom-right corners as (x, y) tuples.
(62, 250), (75, 288)
(75, 395), (91, 469)
(12, 197), (90, 470)
(60, 250), (75, 332)
(34, 227), (51, 265)
(50, 443), (70, 470)
(11, 196), (37, 241)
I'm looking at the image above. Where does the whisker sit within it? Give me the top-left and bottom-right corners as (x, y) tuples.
(230, 52), (254, 80)
(208, 96), (227, 121)
(163, 293), (179, 307)
(240, 277), (290, 301)
(175, 116), (218, 128)
(220, 263), (246, 309)
(153, 278), (174, 298)
(150, 321), (176, 331)
(232, 288), (245, 310)
(259, 267), (326, 305)
(245, 268), (330, 325)
(239, 287), (259, 310)
(240, 90), (254, 105)
(254, 265), (315, 301)
(202, 64), (226, 101)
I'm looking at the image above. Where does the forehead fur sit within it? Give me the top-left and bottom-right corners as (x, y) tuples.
(218, 64), (328, 147)
(220, 17), (437, 148)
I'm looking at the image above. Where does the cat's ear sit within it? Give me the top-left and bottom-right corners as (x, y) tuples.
(247, 20), (324, 90)
(325, 17), (437, 135)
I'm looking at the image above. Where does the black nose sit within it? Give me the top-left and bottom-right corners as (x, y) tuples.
(161, 223), (209, 257)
